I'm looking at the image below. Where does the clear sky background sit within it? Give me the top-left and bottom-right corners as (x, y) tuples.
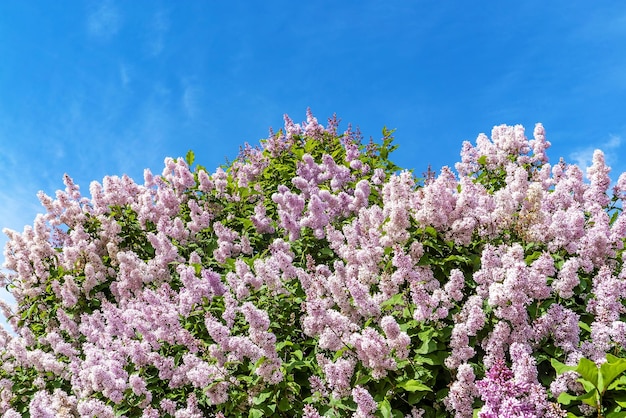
(1, 2), (625, 312)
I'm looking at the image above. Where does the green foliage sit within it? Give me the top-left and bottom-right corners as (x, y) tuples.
(553, 354), (626, 417)
(3, 116), (626, 417)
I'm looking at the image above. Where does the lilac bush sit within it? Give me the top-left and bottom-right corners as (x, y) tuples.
(1, 110), (625, 417)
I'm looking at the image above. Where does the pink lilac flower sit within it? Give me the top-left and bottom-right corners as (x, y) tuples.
(303, 108), (325, 139)
(552, 257), (581, 298)
(481, 321), (511, 370)
(3, 409), (21, 418)
(211, 167), (228, 197)
(529, 123), (551, 164)
(445, 363), (477, 418)
(173, 393), (203, 418)
(380, 171), (414, 245)
(587, 266), (626, 322)
(380, 315), (401, 340)
(446, 323), (475, 369)
(76, 398), (115, 418)
(413, 167), (457, 231)
(405, 408), (425, 418)
(212, 222), (241, 263)
(197, 169), (214, 193)
(300, 193), (330, 238)
(351, 385), (377, 418)
(350, 328), (396, 379)
(128, 374), (148, 396)
(476, 358), (532, 418)
(491, 124), (530, 159)
(464, 295), (487, 335)
(323, 357), (356, 397)
(251, 203), (275, 234)
(186, 199), (212, 233)
(509, 343), (538, 385)
(533, 303), (580, 354)
(206, 380), (230, 405)
(230, 144), (268, 188)
(476, 357), (565, 418)
(302, 404), (324, 418)
(584, 150), (611, 211)
(272, 185), (305, 240)
(581, 322), (613, 362)
(160, 399), (177, 415)
(578, 211), (614, 269)
(614, 172), (626, 201)
(308, 375), (328, 398)
(296, 153), (322, 185)
(141, 407), (160, 418)
(445, 269), (466, 302)
(29, 390), (56, 418)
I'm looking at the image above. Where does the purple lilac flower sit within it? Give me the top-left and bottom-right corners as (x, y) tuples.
(351, 385), (377, 418)
(445, 363), (477, 418)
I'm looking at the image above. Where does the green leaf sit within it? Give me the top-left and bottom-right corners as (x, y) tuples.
(381, 293), (404, 308)
(424, 226), (438, 238)
(248, 408), (264, 418)
(413, 354), (436, 366)
(185, 150), (195, 166)
(552, 358), (576, 375)
(477, 155), (488, 165)
(524, 251), (542, 264)
(397, 379), (433, 392)
(575, 357), (599, 388)
(424, 351), (447, 366)
(609, 375), (626, 391)
(616, 396), (626, 408)
(610, 210), (620, 226)
(399, 319), (419, 333)
(278, 395), (291, 412)
(286, 360), (306, 372)
(275, 340), (293, 351)
(407, 391), (428, 405)
(380, 399), (392, 418)
(415, 339), (438, 355)
(557, 389), (597, 407)
(579, 321), (592, 333)
(252, 390), (273, 405)
(599, 354), (626, 393)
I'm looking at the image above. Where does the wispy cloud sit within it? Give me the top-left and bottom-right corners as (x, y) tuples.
(577, 8), (626, 40)
(182, 82), (202, 120)
(0, 158), (41, 328)
(569, 134), (623, 173)
(0, 149), (45, 311)
(119, 63), (131, 87)
(87, 0), (122, 41)
(147, 9), (170, 56)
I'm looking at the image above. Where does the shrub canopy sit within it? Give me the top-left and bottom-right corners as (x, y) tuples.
(1, 110), (626, 417)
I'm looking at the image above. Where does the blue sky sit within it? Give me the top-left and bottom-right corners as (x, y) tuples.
(1, 2), (625, 310)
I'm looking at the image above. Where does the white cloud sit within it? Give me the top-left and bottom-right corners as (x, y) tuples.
(569, 134), (623, 173)
(147, 9), (170, 56)
(0, 186), (42, 318)
(577, 9), (626, 40)
(605, 133), (622, 149)
(119, 63), (130, 87)
(87, 0), (121, 40)
(182, 83), (202, 119)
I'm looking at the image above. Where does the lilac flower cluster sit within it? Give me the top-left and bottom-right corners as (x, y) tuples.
(475, 356), (566, 418)
(0, 111), (625, 417)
